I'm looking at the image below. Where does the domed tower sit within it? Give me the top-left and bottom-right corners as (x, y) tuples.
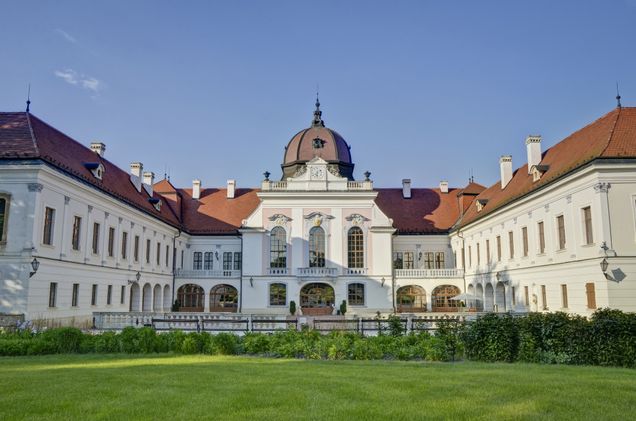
(281, 98), (354, 180)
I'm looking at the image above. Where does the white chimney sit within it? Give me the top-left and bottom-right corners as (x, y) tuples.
(142, 171), (155, 196)
(500, 156), (513, 189)
(130, 162), (143, 192)
(439, 181), (449, 194)
(526, 135), (542, 173)
(90, 142), (106, 157)
(192, 179), (201, 200)
(227, 179), (236, 199)
(402, 179), (412, 199)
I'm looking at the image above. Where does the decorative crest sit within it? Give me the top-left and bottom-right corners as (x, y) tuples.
(311, 91), (325, 127)
(616, 82), (622, 108)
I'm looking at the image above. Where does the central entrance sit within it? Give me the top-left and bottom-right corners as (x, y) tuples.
(300, 282), (335, 316)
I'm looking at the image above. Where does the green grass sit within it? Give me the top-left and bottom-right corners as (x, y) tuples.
(1, 355), (635, 420)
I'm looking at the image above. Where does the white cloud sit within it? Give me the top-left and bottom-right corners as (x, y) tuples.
(54, 69), (104, 94)
(55, 29), (77, 44)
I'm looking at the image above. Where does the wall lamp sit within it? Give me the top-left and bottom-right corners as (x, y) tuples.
(29, 257), (40, 278)
(249, 277), (254, 287)
(381, 277), (385, 287)
(127, 271), (141, 285)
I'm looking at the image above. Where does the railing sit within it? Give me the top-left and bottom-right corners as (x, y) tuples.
(175, 269), (241, 279)
(394, 268), (464, 278)
(269, 181), (287, 190)
(344, 268), (368, 275)
(296, 267), (339, 277)
(267, 267), (289, 275)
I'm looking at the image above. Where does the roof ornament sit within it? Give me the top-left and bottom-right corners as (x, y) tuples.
(26, 83), (31, 113)
(312, 88), (325, 127)
(616, 82), (622, 108)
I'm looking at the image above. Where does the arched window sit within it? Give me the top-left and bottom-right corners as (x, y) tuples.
(431, 285), (461, 312)
(347, 227), (364, 268)
(270, 227), (287, 268)
(176, 284), (204, 312)
(396, 285), (427, 313)
(210, 284), (238, 312)
(269, 283), (287, 306)
(300, 283), (335, 316)
(348, 283), (365, 306)
(309, 226), (325, 267)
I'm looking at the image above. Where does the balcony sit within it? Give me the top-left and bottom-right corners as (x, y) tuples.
(175, 269), (241, 279)
(394, 268), (464, 279)
(296, 267), (339, 277)
(267, 267), (289, 276)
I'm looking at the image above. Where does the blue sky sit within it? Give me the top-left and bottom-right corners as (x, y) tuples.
(1, 0), (635, 189)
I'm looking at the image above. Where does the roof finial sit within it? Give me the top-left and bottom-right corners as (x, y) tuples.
(312, 85), (324, 127)
(26, 83), (31, 113)
(616, 82), (622, 108)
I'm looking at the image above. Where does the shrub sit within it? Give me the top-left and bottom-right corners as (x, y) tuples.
(209, 333), (239, 355)
(243, 333), (271, 355)
(387, 315), (405, 337)
(339, 300), (347, 316)
(94, 332), (121, 353)
(463, 314), (518, 362)
(41, 327), (83, 353)
(289, 301), (296, 316)
(0, 339), (30, 356)
(435, 318), (465, 361)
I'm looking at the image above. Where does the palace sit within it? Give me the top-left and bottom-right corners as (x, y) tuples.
(1, 100), (636, 325)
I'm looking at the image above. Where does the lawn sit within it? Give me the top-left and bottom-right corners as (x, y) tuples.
(1, 355), (635, 420)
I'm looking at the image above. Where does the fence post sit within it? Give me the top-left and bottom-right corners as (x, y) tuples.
(248, 314), (253, 333)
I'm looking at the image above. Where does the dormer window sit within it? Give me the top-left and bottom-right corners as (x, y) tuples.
(476, 199), (489, 212)
(531, 165), (549, 182)
(83, 162), (105, 180)
(312, 137), (325, 149)
(148, 197), (161, 211)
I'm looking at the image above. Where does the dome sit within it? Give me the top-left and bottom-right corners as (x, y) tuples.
(281, 99), (354, 180)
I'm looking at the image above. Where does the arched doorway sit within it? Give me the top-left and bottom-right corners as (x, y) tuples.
(495, 282), (506, 312)
(210, 284), (238, 312)
(484, 283), (494, 312)
(300, 283), (335, 316)
(176, 284), (204, 312)
(129, 282), (140, 312)
(153, 284), (162, 312)
(476, 284), (484, 311)
(432, 285), (461, 312)
(142, 283), (152, 312)
(396, 285), (427, 313)
(163, 285), (171, 311)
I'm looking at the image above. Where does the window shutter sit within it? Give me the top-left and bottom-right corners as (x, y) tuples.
(586, 282), (596, 309)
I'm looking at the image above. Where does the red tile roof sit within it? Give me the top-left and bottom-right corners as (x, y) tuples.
(375, 188), (462, 234)
(456, 107), (636, 229)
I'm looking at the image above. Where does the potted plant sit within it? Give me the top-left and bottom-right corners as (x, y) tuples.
(289, 300), (296, 316)
(339, 300), (347, 316)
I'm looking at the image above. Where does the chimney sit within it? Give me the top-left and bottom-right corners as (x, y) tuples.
(90, 142), (106, 157)
(402, 179), (412, 199)
(439, 181), (449, 194)
(192, 179), (201, 200)
(142, 171), (155, 196)
(526, 135), (542, 173)
(500, 156), (513, 189)
(227, 179), (236, 199)
(130, 162), (143, 192)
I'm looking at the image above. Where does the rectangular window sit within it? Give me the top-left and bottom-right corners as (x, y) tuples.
(91, 284), (98, 306)
(269, 283), (287, 306)
(476, 243), (481, 266)
(0, 196), (7, 243)
(508, 231), (514, 259)
(403, 252), (414, 269)
(348, 283), (365, 306)
(486, 240), (490, 264)
(496, 235), (501, 262)
(561, 284), (569, 308)
(234, 252), (242, 270)
(541, 285), (547, 310)
(145, 239), (151, 264)
(468, 246), (472, 268)
(166, 245), (170, 268)
(204, 252), (213, 270)
(522, 227), (529, 257)
(583, 206), (593, 245)
(156, 242), (161, 266)
(223, 252), (232, 271)
(424, 252), (434, 269)
(107, 285), (112, 305)
(92, 223), (100, 254)
(43, 207), (55, 245)
(71, 216), (82, 251)
(538, 221), (545, 254)
(72, 283), (79, 307)
(511, 286), (516, 306)
(134, 235), (140, 262)
(435, 252), (445, 269)
(193, 252), (202, 270)
(120, 285), (126, 305)
(121, 232), (128, 260)
(524, 286), (529, 307)
(48, 282), (57, 308)
(181, 250), (184, 269)
(393, 252), (403, 269)
(108, 227), (115, 257)
(557, 215), (566, 250)
(461, 248), (465, 269)
(586, 282), (596, 309)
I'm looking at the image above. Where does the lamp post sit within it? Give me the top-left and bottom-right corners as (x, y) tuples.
(29, 257), (40, 278)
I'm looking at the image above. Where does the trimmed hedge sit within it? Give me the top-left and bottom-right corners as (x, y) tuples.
(1, 309), (634, 367)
